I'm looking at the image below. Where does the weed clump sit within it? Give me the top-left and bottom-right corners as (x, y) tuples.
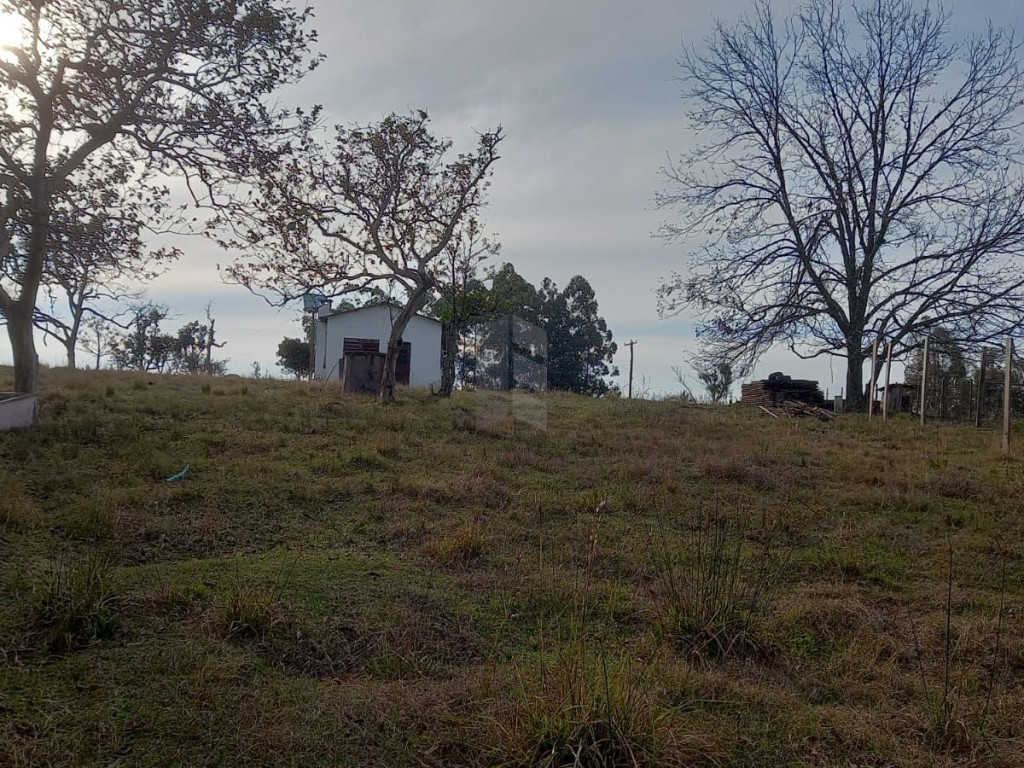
(491, 523), (707, 768)
(216, 576), (283, 641)
(62, 502), (117, 542)
(497, 652), (666, 767)
(652, 505), (790, 662)
(909, 541), (1010, 756)
(33, 552), (120, 653)
(426, 521), (487, 568)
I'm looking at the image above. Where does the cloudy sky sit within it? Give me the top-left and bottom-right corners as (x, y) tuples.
(4, 0), (1022, 395)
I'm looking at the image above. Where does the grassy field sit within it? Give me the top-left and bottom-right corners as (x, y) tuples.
(1, 367), (1022, 767)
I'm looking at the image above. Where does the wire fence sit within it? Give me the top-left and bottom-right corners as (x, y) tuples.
(869, 334), (1019, 452)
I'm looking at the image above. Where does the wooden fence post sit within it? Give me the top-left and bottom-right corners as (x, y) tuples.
(882, 343), (893, 421)
(1003, 337), (1013, 454)
(868, 339), (879, 419)
(976, 349), (987, 428)
(920, 336), (929, 426)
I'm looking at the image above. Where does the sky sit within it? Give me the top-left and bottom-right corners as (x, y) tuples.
(3, 0), (1022, 396)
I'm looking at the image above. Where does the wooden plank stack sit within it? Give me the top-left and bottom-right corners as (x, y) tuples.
(742, 373), (834, 420)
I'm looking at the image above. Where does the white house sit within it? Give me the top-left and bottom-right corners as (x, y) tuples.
(313, 302), (442, 389)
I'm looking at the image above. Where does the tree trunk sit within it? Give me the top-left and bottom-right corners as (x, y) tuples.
(845, 352), (864, 411)
(8, 309), (40, 394)
(65, 341), (77, 370)
(437, 321), (458, 397)
(378, 284), (433, 404)
(11, 176), (51, 398)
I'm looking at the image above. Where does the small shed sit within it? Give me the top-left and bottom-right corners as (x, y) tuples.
(877, 382), (916, 414)
(313, 302), (442, 390)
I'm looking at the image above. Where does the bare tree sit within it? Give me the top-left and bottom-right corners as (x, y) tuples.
(657, 0), (1024, 408)
(111, 304), (174, 373)
(0, 0), (318, 399)
(225, 110), (503, 403)
(170, 305), (228, 375)
(80, 315), (118, 370)
(670, 366), (698, 403)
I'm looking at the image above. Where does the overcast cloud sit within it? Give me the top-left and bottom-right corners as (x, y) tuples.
(4, 0), (1021, 395)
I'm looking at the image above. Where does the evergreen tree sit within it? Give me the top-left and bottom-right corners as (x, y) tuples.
(480, 265), (618, 395)
(111, 306), (174, 373)
(539, 276), (618, 396)
(277, 337), (312, 379)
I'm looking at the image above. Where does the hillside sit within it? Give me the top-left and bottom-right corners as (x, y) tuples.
(1, 368), (1022, 767)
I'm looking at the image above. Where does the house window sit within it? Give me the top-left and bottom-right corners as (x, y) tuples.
(343, 337), (380, 355)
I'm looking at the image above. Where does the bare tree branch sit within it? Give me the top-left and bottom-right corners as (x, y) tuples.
(657, 0), (1024, 407)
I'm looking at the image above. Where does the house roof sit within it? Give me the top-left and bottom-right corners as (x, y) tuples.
(319, 302), (442, 325)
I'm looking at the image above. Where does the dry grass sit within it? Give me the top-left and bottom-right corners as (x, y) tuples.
(1, 366), (1023, 766)
(651, 504), (791, 662)
(426, 521), (488, 568)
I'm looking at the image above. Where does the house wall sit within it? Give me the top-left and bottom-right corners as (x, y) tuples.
(314, 305), (441, 389)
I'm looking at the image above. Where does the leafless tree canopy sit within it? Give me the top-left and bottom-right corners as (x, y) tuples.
(657, 0), (1024, 405)
(225, 110), (503, 403)
(0, 0), (319, 395)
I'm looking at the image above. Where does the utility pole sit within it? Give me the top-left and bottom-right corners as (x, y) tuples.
(307, 309), (318, 381)
(506, 315), (515, 391)
(624, 340), (637, 399)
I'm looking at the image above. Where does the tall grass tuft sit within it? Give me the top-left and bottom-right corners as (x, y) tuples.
(651, 503), (791, 662)
(216, 569), (285, 641)
(492, 523), (702, 767)
(34, 551), (119, 653)
(500, 647), (672, 768)
(910, 538), (1009, 754)
(426, 521), (487, 568)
